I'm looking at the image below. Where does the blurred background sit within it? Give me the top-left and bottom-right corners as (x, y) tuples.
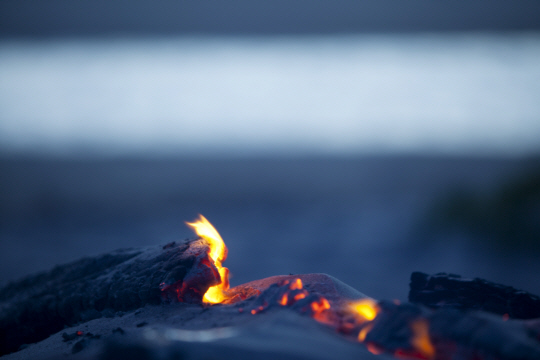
(1, 0), (540, 300)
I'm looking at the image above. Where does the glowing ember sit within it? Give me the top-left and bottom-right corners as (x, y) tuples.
(311, 297), (330, 313)
(251, 306), (265, 315)
(186, 215), (230, 304)
(366, 343), (384, 355)
(410, 319), (435, 360)
(310, 297), (332, 323)
(349, 298), (379, 322)
(181, 216), (438, 359)
(358, 323), (374, 342)
(290, 278), (303, 290)
(278, 278), (309, 306)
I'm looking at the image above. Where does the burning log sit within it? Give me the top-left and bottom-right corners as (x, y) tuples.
(0, 237), (221, 356)
(4, 216), (540, 360)
(358, 301), (540, 360)
(404, 272), (540, 359)
(409, 272), (540, 319)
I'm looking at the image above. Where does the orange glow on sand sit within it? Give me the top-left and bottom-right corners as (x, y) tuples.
(410, 319), (435, 359)
(186, 215), (230, 304)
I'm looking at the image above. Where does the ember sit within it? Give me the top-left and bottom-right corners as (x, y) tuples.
(3, 215), (540, 359)
(179, 217), (442, 359)
(180, 217), (438, 358)
(410, 320), (435, 359)
(349, 298), (379, 322)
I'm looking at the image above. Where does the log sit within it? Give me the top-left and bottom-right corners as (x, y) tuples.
(408, 272), (540, 319)
(364, 301), (540, 360)
(0, 239), (218, 356)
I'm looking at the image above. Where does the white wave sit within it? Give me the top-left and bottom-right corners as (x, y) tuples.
(1, 34), (539, 155)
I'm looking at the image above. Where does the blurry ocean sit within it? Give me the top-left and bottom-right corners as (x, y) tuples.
(1, 34), (540, 155)
(1, 34), (540, 300)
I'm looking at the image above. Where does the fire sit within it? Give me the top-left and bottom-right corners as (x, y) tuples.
(358, 323), (373, 342)
(186, 215), (230, 304)
(348, 299), (382, 353)
(182, 216), (436, 359)
(410, 319), (435, 359)
(349, 298), (379, 322)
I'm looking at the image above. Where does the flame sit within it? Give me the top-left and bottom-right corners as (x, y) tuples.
(349, 298), (379, 322)
(410, 319), (435, 359)
(181, 215), (439, 360)
(186, 215), (230, 304)
(358, 323), (374, 342)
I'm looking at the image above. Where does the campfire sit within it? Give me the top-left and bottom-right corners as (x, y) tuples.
(176, 215), (421, 357)
(158, 215), (539, 360)
(1, 214), (540, 359)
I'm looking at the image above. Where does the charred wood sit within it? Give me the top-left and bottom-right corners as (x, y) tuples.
(429, 308), (540, 360)
(409, 272), (540, 319)
(0, 239), (218, 356)
(365, 301), (540, 360)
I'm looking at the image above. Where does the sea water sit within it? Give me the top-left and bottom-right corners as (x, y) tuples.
(1, 33), (540, 156)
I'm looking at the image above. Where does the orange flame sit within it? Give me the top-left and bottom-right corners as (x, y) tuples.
(358, 323), (374, 342)
(186, 215), (230, 304)
(410, 319), (435, 359)
(349, 298), (379, 322)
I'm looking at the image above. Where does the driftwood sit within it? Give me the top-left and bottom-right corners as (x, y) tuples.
(0, 239), (218, 356)
(409, 272), (540, 319)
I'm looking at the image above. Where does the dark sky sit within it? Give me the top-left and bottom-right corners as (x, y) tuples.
(2, 0), (540, 38)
